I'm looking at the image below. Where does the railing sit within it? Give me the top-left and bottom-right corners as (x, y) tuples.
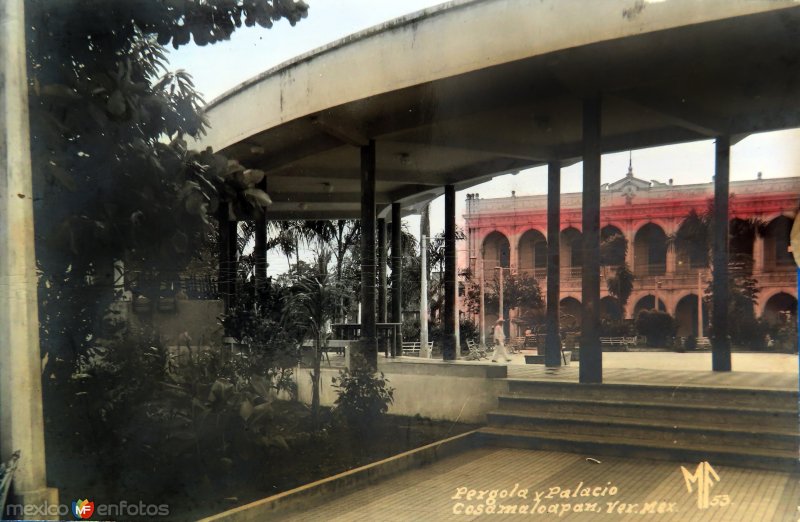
(126, 272), (219, 300)
(634, 263), (667, 277)
(331, 323), (403, 357)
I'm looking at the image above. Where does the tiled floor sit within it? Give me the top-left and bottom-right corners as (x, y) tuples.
(506, 365), (799, 392)
(280, 448), (800, 521)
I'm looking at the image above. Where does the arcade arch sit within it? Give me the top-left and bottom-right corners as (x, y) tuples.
(601, 225), (626, 266)
(518, 229), (547, 278)
(600, 296), (624, 321)
(633, 294), (667, 318)
(482, 231), (510, 279)
(634, 223), (667, 276)
(675, 214), (708, 272)
(560, 296), (582, 330)
(763, 216), (793, 269)
(729, 218), (756, 266)
(762, 292), (797, 325)
(560, 227), (582, 276)
(674, 294), (709, 337)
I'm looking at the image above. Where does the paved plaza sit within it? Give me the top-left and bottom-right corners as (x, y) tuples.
(281, 447), (800, 521)
(490, 351), (798, 374)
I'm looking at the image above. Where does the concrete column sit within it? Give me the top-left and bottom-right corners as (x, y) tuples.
(420, 234), (429, 357)
(479, 253), (486, 347)
(580, 96), (603, 384)
(359, 141), (378, 368)
(666, 243), (676, 275)
(391, 203), (403, 358)
(443, 185), (458, 360)
(509, 235), (518, 271)
(753, 234), (765, 274)
(0, 0), (59, 508)
(378, 218), (387, 323)
(545, 162), (562, 367)
(625, 225), (635, 273)
(712, 137), (732, 371)
(254, 177), (268, 291)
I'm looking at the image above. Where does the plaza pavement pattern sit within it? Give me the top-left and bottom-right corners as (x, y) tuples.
(506, 365), (798, 391)
(281, 447), (800, 521)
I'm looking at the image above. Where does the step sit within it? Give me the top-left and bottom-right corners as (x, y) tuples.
(478, 426), (800, 473)
(486, 410), (799, 452)
(506, 379), (799, 408)
(496, 395), (799, 431)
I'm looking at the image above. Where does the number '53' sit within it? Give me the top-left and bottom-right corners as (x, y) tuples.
(710, 495), (730, 507)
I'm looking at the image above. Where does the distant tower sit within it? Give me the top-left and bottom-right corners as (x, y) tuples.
(627, 151), (634, 178)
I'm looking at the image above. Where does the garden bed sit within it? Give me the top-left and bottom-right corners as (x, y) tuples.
(47, 406), (479, 522)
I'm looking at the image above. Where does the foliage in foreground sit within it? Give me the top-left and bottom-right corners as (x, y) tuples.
(332, 355), (395, 436)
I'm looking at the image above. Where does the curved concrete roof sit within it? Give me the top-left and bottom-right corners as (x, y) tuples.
(200, 0), (800, 220)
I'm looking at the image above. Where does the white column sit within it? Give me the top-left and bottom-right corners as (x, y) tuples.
(0, 0), (59, 509)
(420, 235), (429, 358)
(479, 255), (486, 347)
(498, 266), (505, 333)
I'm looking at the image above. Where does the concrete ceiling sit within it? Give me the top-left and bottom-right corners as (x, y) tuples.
(200, 0), (800, 220)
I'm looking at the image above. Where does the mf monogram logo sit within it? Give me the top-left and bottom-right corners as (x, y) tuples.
(680, 461), (720, 509)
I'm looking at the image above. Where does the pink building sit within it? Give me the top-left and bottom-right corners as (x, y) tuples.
(462, 169), (799, 338)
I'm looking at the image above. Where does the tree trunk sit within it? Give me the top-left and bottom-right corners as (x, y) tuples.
(311, 332), (321, 429)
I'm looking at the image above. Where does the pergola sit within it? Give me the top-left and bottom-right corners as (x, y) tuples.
(200, 0), (800, 378)
(2, 0), (799, 506)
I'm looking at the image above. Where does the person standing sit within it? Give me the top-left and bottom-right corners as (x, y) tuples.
(492, 318), (511, 363)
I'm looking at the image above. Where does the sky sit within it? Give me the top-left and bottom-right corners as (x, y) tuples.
(169, 0), (800, 275)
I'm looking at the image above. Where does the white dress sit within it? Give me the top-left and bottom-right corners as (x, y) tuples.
(492, 324), (511, 362)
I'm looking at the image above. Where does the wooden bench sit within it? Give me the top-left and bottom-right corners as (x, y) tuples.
(300, 339), (350, 365)
(509, 336), (526, 353)
(600, 336), (636, 349)
(401, 341), (433, 356)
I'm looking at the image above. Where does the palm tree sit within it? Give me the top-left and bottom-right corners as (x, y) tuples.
(284, 251), (347, 427)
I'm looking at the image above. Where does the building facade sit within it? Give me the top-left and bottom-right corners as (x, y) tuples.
(462, 168), (799, 338)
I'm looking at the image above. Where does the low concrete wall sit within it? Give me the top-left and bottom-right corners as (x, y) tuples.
(296, 358), (508, 423)
(121, 299), (223, 346)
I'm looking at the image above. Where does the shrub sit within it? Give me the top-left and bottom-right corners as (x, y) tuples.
(332, 356), (394, 435)
(402, 317), (421, 341)
(635, 310), (676, 347)
(459, 317), (479, 348)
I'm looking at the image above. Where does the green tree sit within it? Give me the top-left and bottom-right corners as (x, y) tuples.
(284, 251), (346, 427)
(28, 0), (308, 378)
(606, 264), (634, 309)
(675, 202), (767, 347)
(461, 269), (544, 322)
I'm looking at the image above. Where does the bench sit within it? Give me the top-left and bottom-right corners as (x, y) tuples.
(401, 341), (434, 356)
(600, 336), (637, 349)
(509, 336), (526, 353)
(300, 339), (350, 365)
